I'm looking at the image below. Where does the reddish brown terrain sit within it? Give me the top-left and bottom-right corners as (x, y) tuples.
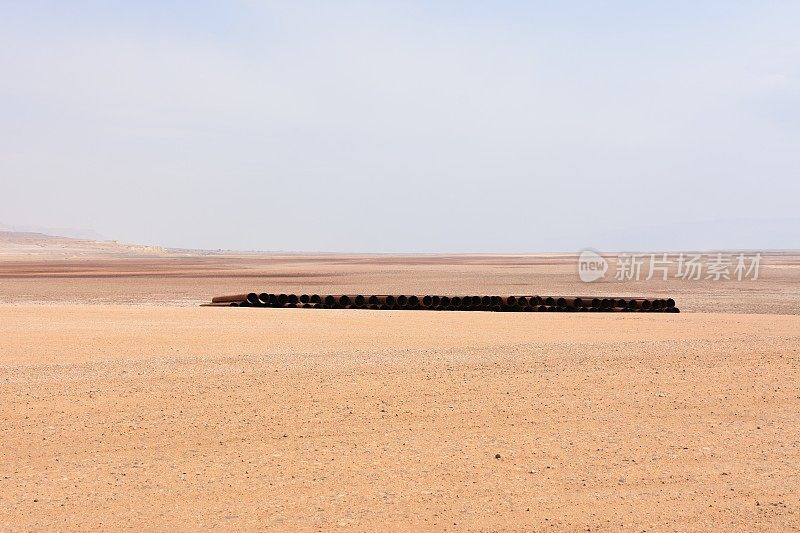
(1, 233), (798, 530)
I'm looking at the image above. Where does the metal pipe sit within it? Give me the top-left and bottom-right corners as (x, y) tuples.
(368, 295), (395, 306)
(212, 293), (259, 304)
(207, 292), (678, 314)
(567, 297), (588, 308)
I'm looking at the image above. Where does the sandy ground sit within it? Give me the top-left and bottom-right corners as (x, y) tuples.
(1, 239), (799, 530)
(1, 253), (799, 314)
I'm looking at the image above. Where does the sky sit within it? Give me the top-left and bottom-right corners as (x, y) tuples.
(1, 1), (798, 252)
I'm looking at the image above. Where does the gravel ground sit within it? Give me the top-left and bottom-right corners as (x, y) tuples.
(2, 305), (798, 531)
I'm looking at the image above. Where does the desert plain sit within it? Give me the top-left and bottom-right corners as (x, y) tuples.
(1, 232), (799, 531)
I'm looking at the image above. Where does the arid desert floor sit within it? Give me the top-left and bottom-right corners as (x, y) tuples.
(1, 233), (798, 531)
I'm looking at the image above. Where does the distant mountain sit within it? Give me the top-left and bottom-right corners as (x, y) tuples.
(0, 223), (106, 241)
(0, 230), (167, 258)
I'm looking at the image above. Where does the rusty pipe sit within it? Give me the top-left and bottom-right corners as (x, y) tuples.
(367, 295), (395, 306)
(212, 293), (259, 304)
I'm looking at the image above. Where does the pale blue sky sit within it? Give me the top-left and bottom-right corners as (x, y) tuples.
(1, 1), (798, 251)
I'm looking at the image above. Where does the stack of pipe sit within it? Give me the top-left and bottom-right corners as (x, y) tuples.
(203, 293), (679, 312)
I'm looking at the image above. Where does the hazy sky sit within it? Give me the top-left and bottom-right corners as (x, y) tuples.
(1, 1), (798, 252)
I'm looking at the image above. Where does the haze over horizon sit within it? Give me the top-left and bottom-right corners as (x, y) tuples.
(2, 1), (799, 253)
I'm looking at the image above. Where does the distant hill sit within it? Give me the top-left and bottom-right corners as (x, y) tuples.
(0, 223), (106, 241)
(0, 231), (168, 259)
